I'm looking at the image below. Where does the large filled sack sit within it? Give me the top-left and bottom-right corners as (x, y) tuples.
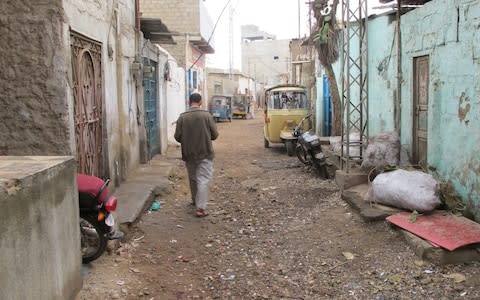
(361, 131), (400, 170)
(365, 169), (441, 212)
(329, 131), (361, 159)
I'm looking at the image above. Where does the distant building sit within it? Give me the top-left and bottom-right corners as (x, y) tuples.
(206, 68), (265, 108)
(140, 0), (215, 99)
(241, 25), (290, 87)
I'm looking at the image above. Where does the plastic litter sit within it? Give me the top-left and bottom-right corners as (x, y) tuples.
(150, 201), (161, 211)
(220, 274), (236, 281)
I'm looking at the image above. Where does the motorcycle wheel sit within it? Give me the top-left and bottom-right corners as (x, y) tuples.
(295, 144), (309, 165)
(314, 161), (329, 179)
(80, 214), (108, 264)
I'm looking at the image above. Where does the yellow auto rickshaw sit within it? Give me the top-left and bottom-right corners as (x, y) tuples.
(263, 84), (310, 156)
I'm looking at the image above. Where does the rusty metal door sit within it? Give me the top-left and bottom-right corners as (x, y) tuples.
(71, 33), (104, 176)
(413, 56), (429, 167)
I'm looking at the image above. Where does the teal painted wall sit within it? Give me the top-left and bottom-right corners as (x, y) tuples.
(367, 14), (397, 135)
(324, 16), (398, 137)
(399, 0), (480, 220)
(328, 0), (480, 220)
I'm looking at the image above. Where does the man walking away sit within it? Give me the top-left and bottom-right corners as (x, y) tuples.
(174, 93), (219, 217)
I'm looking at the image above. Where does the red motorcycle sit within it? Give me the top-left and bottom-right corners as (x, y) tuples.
(77, 174), (123, 263)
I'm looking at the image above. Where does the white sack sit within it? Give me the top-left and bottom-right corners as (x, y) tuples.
(329, 132), (361, 158)
(365, 169), (441, 212)
(361, 131), (400, 170)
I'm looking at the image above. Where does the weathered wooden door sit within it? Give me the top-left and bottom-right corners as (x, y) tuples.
(413, 56), (429, 167)
(143, 58), (159, 158)
(71, 33), (104, 176)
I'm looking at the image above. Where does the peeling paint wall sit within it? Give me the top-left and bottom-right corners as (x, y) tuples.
(333, 0), (480, 220)
(367, 14), (397, 135)
(400, 0), (480, 221)
(63, 0), (140, 185)
(0, 0), (70, 155)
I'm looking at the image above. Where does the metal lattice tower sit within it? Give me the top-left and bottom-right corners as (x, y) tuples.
(340, 0), (369, 172)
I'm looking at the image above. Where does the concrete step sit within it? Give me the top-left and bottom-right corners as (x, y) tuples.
(342, 183), (480, 265)
(114, 155), (174, 227)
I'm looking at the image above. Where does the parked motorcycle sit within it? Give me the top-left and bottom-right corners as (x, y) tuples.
(77, 174), (124, 264)
(292, 114), (329, 179)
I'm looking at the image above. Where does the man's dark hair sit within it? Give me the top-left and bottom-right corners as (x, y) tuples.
(189, 93), (202, 103)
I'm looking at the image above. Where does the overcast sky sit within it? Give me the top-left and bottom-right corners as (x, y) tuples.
(203, 0), (390, 71)
(204, 0), (310, 70)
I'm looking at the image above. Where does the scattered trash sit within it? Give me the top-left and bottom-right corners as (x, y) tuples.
(342, 252), (355, 260)
(205, 243), (213, 248)
(133, 235), (145, 242)
(170, 239), (177, 243)
(414, 260), (424, 267)
(81, 265), (90, 277)
(460, 291), (467, 297)
(388, 274), (403, 285)
(443, 273), (466, 283)
(424, 270), (433, 274)
(176, 224), (184, 229)
(176, 255), (190, 262)
(129, 267), (141, 273)
(220, 274), (236, 281)
(150, 201), (161, 211)
(116, 280), (125, 286)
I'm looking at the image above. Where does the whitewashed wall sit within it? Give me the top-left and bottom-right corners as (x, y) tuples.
(63, 0), (139, 183)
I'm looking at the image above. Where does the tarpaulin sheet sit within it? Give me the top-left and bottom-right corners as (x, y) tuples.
(386, 211), (480, 251)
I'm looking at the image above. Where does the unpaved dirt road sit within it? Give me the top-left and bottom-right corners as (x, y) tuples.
(78, 113), (480, 300)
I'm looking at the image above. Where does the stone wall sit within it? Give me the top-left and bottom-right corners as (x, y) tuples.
(0, 156), (81, 300)
(0, 0), (70, 155)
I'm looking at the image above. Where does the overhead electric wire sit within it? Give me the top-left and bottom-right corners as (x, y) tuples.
(188, 0), (232, 71)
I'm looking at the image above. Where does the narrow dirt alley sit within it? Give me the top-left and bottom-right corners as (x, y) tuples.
(78, 114), (480, 300)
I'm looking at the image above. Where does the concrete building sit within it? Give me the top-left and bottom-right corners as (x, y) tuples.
(206, 68), (264, 109)
(289, 38), (316, 107)
(316, 0), (480, 221)
(241, 25), (290, 87)
(0, 1), (186, 298)
(140, 0), (214, 104)
(0, 0), (149, 184)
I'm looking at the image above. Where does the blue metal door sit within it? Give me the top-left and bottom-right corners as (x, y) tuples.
(322, 74), (332, 136)
(143, 59), (159, 157)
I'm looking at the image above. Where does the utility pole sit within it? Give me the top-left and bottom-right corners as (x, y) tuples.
(229, 4), (234, 79)
(298, 0), (301, 38)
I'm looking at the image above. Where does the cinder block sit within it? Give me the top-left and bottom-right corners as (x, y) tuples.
(335, 169), (368, 192)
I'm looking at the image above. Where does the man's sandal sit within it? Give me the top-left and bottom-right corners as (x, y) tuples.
(195, 208), (209, 218)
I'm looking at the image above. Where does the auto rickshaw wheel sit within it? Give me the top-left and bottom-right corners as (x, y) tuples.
(285, 140), (294, 156)
(264, 138), (269, 148)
